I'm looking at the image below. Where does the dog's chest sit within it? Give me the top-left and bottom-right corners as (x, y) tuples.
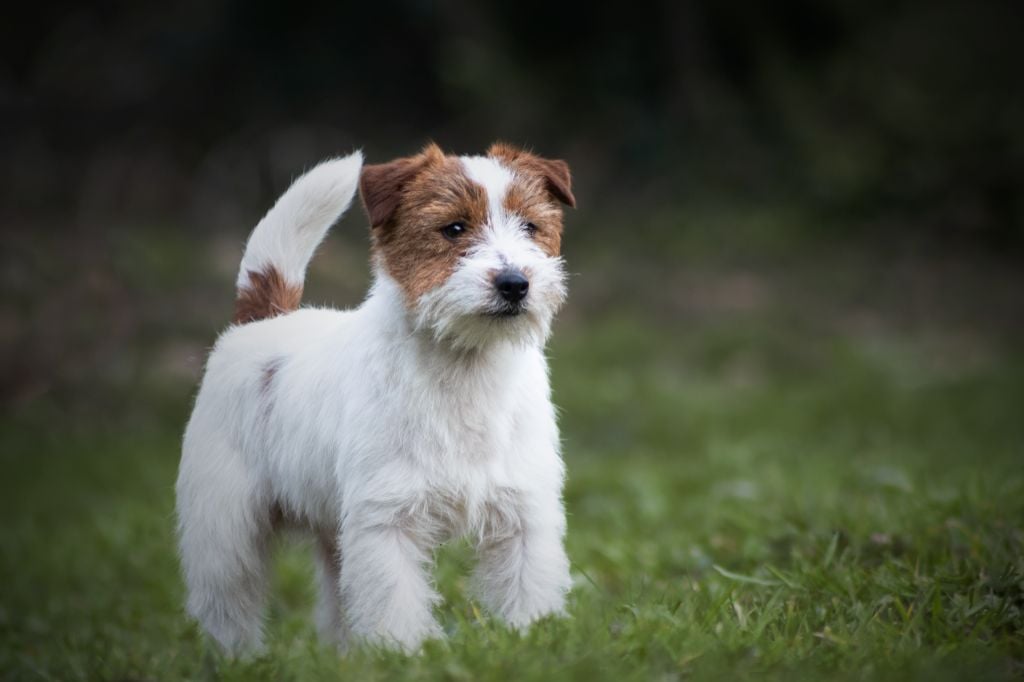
(398, 388), (517, 476)
(384, 351), (528, 465)
(328, 337), (553, 538)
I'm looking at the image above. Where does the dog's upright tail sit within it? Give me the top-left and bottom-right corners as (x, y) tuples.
(232, 152), (364, 325)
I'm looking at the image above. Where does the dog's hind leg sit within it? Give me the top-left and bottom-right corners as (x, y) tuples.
(176, 437), (272, 655)
(313, 531), (349, 649)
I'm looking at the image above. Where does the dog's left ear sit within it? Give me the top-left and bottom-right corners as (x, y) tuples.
(488, 143), (576, 209)
(532, 157), (575, 209)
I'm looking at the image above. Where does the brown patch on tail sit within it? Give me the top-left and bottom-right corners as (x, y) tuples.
(233, 266), (303, 324)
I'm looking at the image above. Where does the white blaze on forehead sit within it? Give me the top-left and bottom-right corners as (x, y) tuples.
(460, 156), (513, 225)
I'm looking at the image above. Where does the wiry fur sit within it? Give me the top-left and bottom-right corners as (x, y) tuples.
(176, 145), (575, 655)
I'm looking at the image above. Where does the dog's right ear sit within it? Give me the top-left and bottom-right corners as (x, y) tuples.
(359, 144), (443, 228)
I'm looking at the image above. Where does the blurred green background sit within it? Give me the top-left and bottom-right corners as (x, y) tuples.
(2, 1), (1022, 679)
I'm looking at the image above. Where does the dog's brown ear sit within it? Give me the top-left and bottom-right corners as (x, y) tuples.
(360, 144), (444, 228)
(533, 157), (575, 208)
(487, 143), (576, 209)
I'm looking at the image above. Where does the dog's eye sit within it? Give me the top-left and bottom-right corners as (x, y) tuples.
(441, 223), (466, 240)
(525, 222), (539, 237)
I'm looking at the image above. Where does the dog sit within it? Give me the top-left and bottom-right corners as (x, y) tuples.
(175, 142), (576, 654)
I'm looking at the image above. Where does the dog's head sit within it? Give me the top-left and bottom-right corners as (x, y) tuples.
(360, 143), (575, 350)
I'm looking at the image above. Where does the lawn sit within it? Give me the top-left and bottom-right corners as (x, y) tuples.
(2, 227), (1023, 680)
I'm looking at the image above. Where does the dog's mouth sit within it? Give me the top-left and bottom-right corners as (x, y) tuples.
(486, 302), (526, 318)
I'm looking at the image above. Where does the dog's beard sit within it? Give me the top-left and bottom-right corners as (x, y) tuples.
(414, 256), (567, 352)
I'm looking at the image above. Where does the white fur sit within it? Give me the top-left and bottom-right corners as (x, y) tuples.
(176, 153), (571, 655)
(236, 153), (363, 289)
(461, 155), (513, 218)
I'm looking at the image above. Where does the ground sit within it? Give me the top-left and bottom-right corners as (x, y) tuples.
(2, 214), (1022, 680)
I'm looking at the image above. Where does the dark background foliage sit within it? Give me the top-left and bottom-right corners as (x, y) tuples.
(6, 0), (1024, 409)
(5, 0), (1022, 240)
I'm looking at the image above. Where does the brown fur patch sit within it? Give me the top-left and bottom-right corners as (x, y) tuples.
(260, 357), (281, 393)
(364, 144), (490, 304)
(502, 172), (565, 258)
(487, 143), (576, 208)
(360, 144), (445, 228)
(233, 266), (303, 324)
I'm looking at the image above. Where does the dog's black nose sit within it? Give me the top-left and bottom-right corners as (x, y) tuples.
(495, 269), (530, 303)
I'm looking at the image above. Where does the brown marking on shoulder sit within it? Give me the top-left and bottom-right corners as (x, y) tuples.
(233, 266), (303, 324)
(258, 356), (283, 420)
(360, 143), (490, 305)
(260, 357), (282, 393)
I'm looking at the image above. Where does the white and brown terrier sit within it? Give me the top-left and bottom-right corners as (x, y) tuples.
(176, 143), (576, 654)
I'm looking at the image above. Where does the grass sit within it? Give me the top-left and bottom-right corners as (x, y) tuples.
(2, 228), (1023, 680)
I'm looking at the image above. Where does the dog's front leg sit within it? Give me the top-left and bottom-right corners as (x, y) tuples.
(473, 490), (572, 629)
(338, 509), (443, 651)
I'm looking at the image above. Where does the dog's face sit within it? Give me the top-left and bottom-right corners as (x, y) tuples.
(360, 143), (576, 350)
